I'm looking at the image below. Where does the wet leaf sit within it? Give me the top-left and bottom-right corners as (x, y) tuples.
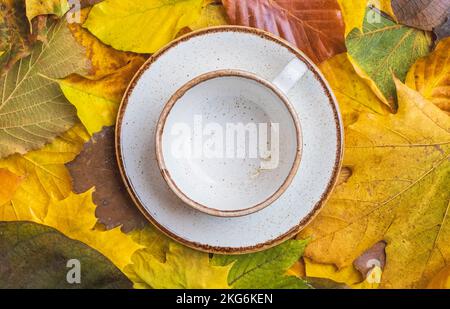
(213, 240), (311, 289)
(0, 18), (89, 158)
(391, 0), (449, 31)
(299, 80), (450, 288)
(406, 37), (450, 114)
(0, 221), (132, 288)
(67, 126), (146, 232)
(346, 7), (432, 110)
(222, 0), (345, 64)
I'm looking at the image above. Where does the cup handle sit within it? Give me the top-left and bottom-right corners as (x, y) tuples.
(272, 58), (307, 94)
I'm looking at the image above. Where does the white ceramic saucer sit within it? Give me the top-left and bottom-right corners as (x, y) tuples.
(116, 26), (343, 254)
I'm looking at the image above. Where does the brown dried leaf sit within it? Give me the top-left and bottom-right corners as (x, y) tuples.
(392, 0), (450, 31)
(434, 15), (450, 41)
(66, 126), (146, 233)
(222, 0), (345, 64)
(353, 241), (386, 278)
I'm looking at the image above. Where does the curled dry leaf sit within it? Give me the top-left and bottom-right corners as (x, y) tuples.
(406, 37), (450, 114)
(299, 80), (450, 288)
(222, 0), (346, 64)
(346, 7), (432, 110)
(0, 221), (132, 288)
(67, 126), (146, 233)
(391, 0), (449, 31)
(0, 18), (90, 158)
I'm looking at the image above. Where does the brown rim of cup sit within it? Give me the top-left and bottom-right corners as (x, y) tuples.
(155, 69), (303, 217)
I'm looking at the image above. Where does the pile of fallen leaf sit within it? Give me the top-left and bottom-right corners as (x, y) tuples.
(0, 0), (449, 289)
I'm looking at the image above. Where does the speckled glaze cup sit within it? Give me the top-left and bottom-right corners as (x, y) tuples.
(156, 61), (307, 217)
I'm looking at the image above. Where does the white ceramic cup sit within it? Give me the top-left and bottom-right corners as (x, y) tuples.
(155, 59), (308, 217)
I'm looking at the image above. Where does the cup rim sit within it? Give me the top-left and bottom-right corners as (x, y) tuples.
(155, 69), (303, 217)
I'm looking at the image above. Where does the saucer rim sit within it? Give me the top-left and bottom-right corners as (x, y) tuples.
(115, 25), (344, 254)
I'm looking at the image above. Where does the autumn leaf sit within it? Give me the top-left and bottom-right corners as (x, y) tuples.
(213, 240), (311, 289)
(369, 0), (396, 19)
(299, 80), (450, 288)
(44, 190), (143, 271)
(0, 221), (132, 288)
(428, 265), (450, 288)
(222, 0), (345, 64)
(0, 168), (22, 205)
(406, 37), (450, 114)
(0, 124), (89, 221)
(337, 0), (368, 35)
(0, 0), (35, 73)
(391, 0), (449, 31)
(60, 9), (146, 134)
(346, 7), (432, 110)
(304, 258), (380, 289)
(25, 0), (70, 24)
(189, 0), (228, 31)
(0, 18), (90, 158)
(67, 126), (146, 232)
(434, 15), (450, 41)
(83, 0), (205, 53)
(319, 53), (388, 126)
(125, 241), (230, 289)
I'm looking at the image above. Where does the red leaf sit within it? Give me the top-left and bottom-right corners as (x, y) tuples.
(223, 0), (346, 64)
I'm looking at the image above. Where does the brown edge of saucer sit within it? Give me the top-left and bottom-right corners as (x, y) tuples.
(115, 25), (344, 254)
(155, 69), (303, 217)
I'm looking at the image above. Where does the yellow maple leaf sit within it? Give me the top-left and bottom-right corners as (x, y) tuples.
(406, 37), (450, 114)
(0, 169), (22, 206)
(125, 241), (231, 289)
(0, 124), (89, 221)
(319, 53), (388, 126)
(83, 0), (206, 53)
(299, 80), (450, 288)
(44, 189), (143, 271)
